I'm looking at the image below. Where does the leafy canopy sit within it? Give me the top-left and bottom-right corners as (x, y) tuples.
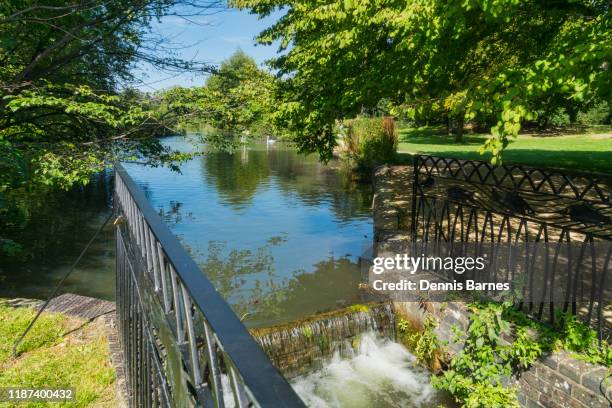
(233, 0), (611, 162)
(0, 0), (219, 190)
(0, 0), (220, 255)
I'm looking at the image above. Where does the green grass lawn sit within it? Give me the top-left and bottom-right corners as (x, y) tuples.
(0, 302), (117, 407)
(396, 126), (612, 173)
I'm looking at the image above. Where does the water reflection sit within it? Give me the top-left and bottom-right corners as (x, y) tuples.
(202, 143), (372, 221)
(0, 172), (115, 300)
(203, 148), (271, 210)
(126, 137), (373, 327)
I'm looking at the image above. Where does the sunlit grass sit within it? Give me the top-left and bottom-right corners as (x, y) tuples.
(0, 302), (117, 407)
(396, 125), (612, 173)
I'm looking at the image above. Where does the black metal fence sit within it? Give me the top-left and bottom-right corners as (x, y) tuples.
(410, 155), (611, 338)
(114, 163), (305, 407)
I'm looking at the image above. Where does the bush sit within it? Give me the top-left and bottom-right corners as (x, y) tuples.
(344, 116), (397, 169)
(577, 100), (610, 125)
(548, 108), (571, 127)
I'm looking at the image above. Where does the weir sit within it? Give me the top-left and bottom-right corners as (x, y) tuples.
(251, 303), (453, 407)
(251, 302), (395, 379)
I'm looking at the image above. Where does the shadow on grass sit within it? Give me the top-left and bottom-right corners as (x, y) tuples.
(398, 127), (486, 146)
(395, 149), (612, 174)
(399, 133), (487, 146)
(60, 310), (114, 338)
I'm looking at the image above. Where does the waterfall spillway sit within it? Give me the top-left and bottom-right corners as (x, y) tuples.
(251, 302), (395, 379)
(251, 302), (453, 407)
(291, 332), (443, 408)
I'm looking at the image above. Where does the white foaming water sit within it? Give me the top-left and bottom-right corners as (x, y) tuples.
(290, 332), (445, 408)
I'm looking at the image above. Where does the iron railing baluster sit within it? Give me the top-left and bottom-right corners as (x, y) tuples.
(409, 155), (610, 339)
(156, 242), (171, 313)
(113, 164), (304, 408)
(203, 321), (225, 408)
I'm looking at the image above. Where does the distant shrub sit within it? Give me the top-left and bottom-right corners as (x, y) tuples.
(344, 116), (397, 169)
(534, 107), (571, 129)
(548, 107), (571, 127)
(577, 100), (610, 125)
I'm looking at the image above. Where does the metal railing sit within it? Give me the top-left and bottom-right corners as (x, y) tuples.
(410, 155), (611, 339)
(114, 163), (306, 407)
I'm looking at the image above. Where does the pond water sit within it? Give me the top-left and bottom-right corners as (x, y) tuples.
(124, 135), (373, 327)
(1, 135), (373, 327)
(0, 171), (115, 300)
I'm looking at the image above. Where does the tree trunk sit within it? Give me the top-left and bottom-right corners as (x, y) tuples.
(566, 104), (578, 124)
(454, 116), (464, 143)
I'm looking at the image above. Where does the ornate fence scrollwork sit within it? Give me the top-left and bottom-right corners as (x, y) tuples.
(114, 163), (306, 408)
(410, 155), (611, 339)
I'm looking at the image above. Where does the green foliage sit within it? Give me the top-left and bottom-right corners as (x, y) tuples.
(408, 315), (440, 365)
(397, 317), (410, 334)
(431, 302), (540, 407)
(343, 117), (397, 169)
(577, 100), (610, 125)
(502, 307), (611, 367)
(502, 327), (543, 371)
(0, 1), (216, 255)
(0, 1), (204, 191)
(546, 108), (572, 128)
(433, 302), (611, 407)
(203, 50), (277, 136)
(554, 312), (611, 366)
(155, 51), (285, 148)
(235, 0), (611, 163)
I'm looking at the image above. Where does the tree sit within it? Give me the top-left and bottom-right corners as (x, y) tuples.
(233, 0), (611, 163)
(153, 50), (280, 145)
(0, 0), (221, 190)
(202, 50), (278, 137)
(0, 0), (221, 255)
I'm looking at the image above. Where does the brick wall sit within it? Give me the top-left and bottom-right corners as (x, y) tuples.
(394, 301), (611, 408)
(517, 352), (610, 408)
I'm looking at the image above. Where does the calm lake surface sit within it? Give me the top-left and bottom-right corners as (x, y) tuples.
(2, 135), (373, 327)
(125, 136), (373, 327)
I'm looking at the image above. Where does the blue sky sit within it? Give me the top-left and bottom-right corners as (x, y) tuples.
(133, 7), (284, 91)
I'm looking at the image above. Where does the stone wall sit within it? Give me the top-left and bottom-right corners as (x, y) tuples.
(394, 300), (611, 408)
(517, 352), (611, 408)
(372, 165), (413, 254)
(373, 165), (611, 408)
